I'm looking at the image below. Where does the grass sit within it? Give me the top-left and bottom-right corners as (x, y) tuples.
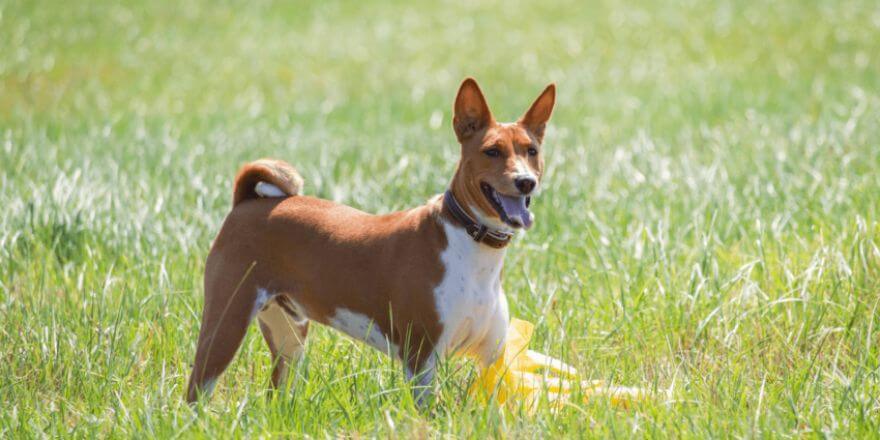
(2, 0), (879, 436)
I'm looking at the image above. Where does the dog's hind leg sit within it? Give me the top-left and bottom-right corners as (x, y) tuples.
(186, 270), (264, 403)
(257, 295), (309, 390)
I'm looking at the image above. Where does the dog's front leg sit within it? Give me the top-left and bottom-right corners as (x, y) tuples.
(405, 352), (438, 407)
(475, 293), (510, 369)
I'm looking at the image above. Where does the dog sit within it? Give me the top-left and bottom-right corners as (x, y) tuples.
(186, 78), (555, 404)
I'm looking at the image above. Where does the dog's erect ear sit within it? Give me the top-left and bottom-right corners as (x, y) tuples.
(453, 78), (494, 141)
(518, 83), (555, 143)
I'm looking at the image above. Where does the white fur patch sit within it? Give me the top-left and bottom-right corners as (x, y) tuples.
(251, 288), (274, 319)
(255, 181), (286, 198)
(202, 377), (217, 397)
(433, 220), (510, 364)
(328, 308), (400, 356)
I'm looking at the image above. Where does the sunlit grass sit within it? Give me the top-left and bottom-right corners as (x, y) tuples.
(1, 0), (879, 436)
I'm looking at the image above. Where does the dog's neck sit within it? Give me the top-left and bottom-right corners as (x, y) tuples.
(439, 200), (509, 269)
(441, 190), (514, 249)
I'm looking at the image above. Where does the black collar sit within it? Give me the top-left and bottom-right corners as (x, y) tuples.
(443, 190), (514, 249)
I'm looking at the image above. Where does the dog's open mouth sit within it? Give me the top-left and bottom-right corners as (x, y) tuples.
(480, 182), (533, 229)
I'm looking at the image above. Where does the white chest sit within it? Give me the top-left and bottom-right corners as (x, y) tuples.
(433, 221), (510, 362)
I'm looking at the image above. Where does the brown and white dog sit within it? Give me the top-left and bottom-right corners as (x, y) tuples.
(186, 78), (555, 404)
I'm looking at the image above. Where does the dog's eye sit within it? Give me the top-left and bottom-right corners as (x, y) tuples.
(484, 148), (501, 158)
(527, 147), (539, 156)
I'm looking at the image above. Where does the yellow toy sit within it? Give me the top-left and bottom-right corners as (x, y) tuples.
(470, 318), (649, 411)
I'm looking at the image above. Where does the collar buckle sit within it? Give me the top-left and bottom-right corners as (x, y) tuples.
(471, 224), (489, 242)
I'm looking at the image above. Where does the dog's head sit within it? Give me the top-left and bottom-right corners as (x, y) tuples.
(450, 78), (555, 230)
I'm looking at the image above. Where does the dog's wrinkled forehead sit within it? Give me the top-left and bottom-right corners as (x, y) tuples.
(482, 124), (536, 148)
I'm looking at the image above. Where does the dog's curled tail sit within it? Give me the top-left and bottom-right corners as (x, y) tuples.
(233, 158), (304, 207)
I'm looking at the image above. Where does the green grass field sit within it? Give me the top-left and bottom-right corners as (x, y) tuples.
(2, 0), (880, 437)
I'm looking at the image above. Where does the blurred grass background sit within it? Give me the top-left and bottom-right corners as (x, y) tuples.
(1, 0), (879, 436)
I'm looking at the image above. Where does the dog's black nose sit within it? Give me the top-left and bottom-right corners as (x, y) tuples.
(515, 176), (537, 195)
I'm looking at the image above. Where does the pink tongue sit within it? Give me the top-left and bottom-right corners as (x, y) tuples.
(497, 193), (533, 228)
